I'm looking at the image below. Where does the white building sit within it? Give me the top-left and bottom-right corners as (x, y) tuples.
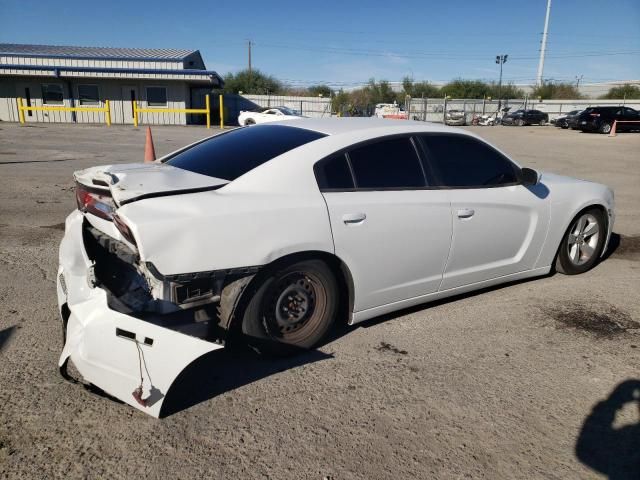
(0, 43), (223, 125)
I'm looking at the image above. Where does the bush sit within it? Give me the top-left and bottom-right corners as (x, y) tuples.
(600, 84), (640, 100)
(223, 69), (284, 95)
(531, 81), (583, 100)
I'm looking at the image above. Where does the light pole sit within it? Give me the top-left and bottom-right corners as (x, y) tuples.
(496, 54), (508, 116)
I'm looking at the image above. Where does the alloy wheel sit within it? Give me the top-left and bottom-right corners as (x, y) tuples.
(566, 213), (600, 266)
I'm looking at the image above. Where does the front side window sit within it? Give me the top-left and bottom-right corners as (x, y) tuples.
(166, 124), (326, 181)
(347, 137), (426, 189)
(146, 87), (167, 107)
(421, 134), (519, 188)
(41, 84), (63, 105)
(78, 85), (99, 105)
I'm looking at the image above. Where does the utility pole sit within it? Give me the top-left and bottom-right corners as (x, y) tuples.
(575, 74), (583, 89)
(248, 40), (252, 93)
(496, 54), (508, 116)
(536, 0), (552, 86)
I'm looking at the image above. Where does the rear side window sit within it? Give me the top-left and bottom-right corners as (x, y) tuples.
(421, 134), (519, 188)
(166, 125), (326, 180)
(347, 137), (426, 189)
(315, 153), (354, 190)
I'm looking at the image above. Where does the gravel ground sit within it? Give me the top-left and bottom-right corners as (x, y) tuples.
(1, 123), (639, 479)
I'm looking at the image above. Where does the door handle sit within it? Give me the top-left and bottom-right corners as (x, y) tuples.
(457, 208), (475, 219)
(342, 213), (366, 225)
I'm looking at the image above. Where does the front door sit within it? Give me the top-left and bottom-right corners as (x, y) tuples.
(317, 136), (452, 312)
(418, 133), (549, 291)
(120, 85), (138, 124)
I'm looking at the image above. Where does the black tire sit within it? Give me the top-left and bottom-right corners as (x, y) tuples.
(598, 122), (611, 134)
(241, 259), (338, 355)
(245, 118), (256, 125)
(516, 118), (525, 126)
(555, 208), (606, 275)
(561, 125), (569, 129)
(539, 118), (547, 126)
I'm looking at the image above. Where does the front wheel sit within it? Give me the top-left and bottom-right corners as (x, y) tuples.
(540, 118), (547, 126)
(555, 209), (606, 275)
(241, 259), (338, 355)
(244, 118), (256, 126)
(599, 122), (611, 134)
(516, 118), (525, 126)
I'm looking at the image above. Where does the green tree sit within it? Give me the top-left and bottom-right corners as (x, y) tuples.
(441, 79), (491, 99)
(223, 69), (284, 95)
(487, 82), (525, 99)
(331, 89), (351, 114)
(531, 81), (583, 100)
(307, 84), (332, 97)
(600, 84), (640, 99)
(401, 76), (441, 98)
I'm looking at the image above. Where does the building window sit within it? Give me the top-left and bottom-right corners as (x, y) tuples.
(41, 84), (64, 105)
(146, 87), (167, 107)
(78, 85), (100, 105)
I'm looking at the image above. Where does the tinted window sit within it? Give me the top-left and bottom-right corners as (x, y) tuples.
(348, 137), (425, 189)
(166, 125), (326, 180)
(315, 154), (354, 190)
(78, 85), (99, 105)
(421, 134), (519, 188)
(41, 84), (63, 105)
(146, 87), (167, 107)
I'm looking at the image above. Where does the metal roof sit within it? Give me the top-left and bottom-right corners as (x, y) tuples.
(0, 43), (198, 61)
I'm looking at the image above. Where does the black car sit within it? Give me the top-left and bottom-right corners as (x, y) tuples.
(577, 106), (640, 134)
(502, 109), (549, 126)
(553, 110), (582, 129)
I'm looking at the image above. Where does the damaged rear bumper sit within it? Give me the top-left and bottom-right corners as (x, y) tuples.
(57, 210), (223, 417)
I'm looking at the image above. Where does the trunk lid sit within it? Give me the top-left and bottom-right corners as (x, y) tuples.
(74, 163), (228, 206)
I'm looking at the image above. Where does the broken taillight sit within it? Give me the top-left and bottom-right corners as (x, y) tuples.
(75, 183), (115, 221)
(112, 214), (137, 246)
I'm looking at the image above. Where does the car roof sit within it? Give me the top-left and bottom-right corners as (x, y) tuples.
(273, 117), (469, 136)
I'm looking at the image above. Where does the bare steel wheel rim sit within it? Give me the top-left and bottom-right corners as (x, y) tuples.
(567, 213), (600, 266)
(263, 271), (328, 342)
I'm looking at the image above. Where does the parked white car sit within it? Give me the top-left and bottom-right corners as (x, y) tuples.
(58, 118), (614, 416)
(238, 106), (303, 126)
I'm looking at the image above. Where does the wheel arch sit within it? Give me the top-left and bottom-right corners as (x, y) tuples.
(548, 202), (610, 271)
(222, 250), (356, 336)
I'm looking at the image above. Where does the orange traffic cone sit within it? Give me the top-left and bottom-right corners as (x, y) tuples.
(144, 127), (156, 163)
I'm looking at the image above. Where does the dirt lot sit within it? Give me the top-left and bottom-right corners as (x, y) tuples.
(1, 122), (639, 479)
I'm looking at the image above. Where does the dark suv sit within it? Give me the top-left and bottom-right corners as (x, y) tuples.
(501, 109), (549, 126)
(577, 106), (640, 134)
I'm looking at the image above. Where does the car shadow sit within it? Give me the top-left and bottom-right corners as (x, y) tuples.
(602, 232), (621, 261)
(0, 326), (16, 352)
(160, 344), (332, 417)
(154, 233), (626, 417)
(575, 379), (640, 479)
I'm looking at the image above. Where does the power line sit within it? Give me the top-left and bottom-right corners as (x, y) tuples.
(254, 42), (640, 61)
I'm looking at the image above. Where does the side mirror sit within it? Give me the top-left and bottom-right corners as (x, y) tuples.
(521, 167), (540, 186)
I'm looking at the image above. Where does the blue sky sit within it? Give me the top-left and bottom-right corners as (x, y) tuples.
(1, 0), (639, 88)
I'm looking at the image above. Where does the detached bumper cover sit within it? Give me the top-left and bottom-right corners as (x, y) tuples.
(57, 211), (223, 417)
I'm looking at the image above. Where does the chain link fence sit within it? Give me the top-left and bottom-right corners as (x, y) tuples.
(237, 94), (640, 125)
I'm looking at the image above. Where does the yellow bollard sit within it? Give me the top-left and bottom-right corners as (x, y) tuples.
(133, 100), (139, 127)
(17, 97), (25, 124)
(205, 94), (210, 129)
(105, 100), (111, 126)
(219, 94), (224, 129)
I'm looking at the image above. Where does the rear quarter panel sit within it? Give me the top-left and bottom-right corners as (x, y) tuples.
(117, 189), (334, 275)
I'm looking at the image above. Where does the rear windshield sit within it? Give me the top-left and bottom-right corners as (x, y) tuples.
(165, 125), (326, 180)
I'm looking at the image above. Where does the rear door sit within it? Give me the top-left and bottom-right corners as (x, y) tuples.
(419, 133), (550, 291)
(318, 136), (452, 312)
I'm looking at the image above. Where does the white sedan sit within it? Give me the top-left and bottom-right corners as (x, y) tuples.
(237, 106), (303, 126)
(58, 119), (614, 416)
